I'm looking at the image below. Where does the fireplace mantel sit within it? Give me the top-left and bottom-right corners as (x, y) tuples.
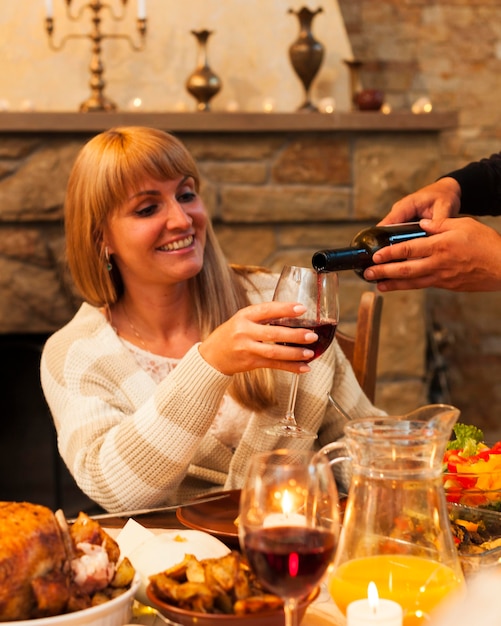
(0, 110), (457, 134)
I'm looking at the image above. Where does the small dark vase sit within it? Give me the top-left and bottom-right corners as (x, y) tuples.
(344, 59), (385, 111)
(185, 30), (222, 112)
(354, 88), (384, 111)
(288, 6), (325, 112)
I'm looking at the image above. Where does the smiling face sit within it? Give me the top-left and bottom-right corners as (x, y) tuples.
(64, 126), (210, 306)
(104, 175), (208, 292)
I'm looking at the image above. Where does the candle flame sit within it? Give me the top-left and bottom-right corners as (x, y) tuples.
(281, 489), (292, 516)
(367, 581), (379, 612)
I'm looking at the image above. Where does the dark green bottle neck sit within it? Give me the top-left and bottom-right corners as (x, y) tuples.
(312, 247), (371, 272)
(312, 222), (427, 273)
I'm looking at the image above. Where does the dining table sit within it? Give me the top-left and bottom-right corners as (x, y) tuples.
(94, 495), (345, 626)
(92, 493), (501, 626)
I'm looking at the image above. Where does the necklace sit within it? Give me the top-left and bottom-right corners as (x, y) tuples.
(121, 301), (150, 352)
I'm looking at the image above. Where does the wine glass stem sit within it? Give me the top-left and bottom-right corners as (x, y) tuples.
(285, 372), (300, 425)
(284, 597), (299, 626)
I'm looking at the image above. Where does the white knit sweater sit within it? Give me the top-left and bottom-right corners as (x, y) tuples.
(41, 271), (384, 513)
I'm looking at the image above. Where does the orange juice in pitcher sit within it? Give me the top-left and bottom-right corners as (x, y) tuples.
(329, 554), (463, 626)
(319, 404), (466, 626)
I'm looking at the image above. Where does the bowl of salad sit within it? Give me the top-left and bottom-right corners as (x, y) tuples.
(443, 423), (501, 510)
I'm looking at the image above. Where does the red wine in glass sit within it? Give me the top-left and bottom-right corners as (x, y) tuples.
(265, 265), (339, 439)
(269, 318), (337, 362)
(244, 526), (337, 599)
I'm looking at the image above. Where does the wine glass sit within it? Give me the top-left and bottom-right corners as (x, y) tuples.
(265, 265), (339, 439)
(238, 449), (340, 626)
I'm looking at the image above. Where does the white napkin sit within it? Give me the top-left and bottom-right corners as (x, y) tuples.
(113, 519), (231, 605)
(430, 568), (501, 626)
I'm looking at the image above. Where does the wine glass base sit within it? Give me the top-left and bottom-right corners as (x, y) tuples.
(264, 422), (318, 439)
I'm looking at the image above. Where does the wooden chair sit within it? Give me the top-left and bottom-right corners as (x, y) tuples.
(336, 291), (383, 403)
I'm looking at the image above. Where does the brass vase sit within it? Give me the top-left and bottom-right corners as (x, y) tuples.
(185, 30), (222, 112)
(288, 7), (325, 111)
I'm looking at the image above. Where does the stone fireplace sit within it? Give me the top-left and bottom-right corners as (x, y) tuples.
(0, 110), (456, 510)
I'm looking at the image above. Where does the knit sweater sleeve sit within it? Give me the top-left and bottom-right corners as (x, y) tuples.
(443, 152), (501, 216)
(40, 304), (232, 513)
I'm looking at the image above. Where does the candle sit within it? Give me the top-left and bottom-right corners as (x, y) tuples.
(263, 512), (305, 527)
(347, 582), (403, 626)
(262, 97), (275, 113)
(45, 0), (53, 18)
(127, 97), (143, 110)
(137, 0), (146, 19)
(318, 97), (336, 114)
(411, 96), (433, 114)
(263, 489), (306, 527)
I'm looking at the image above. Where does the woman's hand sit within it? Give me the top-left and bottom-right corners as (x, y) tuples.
(364, 216), (501, 292)
(199, 302), (319, 375)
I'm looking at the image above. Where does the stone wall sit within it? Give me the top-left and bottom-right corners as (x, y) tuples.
(337, 0), (501, 437)
(190, 130), (434, 416)
(0, 112), (454, 416)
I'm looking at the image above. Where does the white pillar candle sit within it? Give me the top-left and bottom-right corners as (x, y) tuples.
(45, 0), (53, 18)
(263, 512), (306, 527)
(137, 0), (146, 19)
(263, 488), (306, 527)
(347, 582), (403, 626)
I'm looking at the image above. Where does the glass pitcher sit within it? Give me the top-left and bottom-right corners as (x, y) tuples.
(319, 404), (465, 626)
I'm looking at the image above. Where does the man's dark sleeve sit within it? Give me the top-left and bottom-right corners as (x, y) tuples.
(443, 152), (501, 216)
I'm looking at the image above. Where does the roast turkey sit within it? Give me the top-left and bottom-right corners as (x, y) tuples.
(0, 502), (131, 621)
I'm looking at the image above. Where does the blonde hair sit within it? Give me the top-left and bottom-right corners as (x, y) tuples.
(64, 126), (275, 410)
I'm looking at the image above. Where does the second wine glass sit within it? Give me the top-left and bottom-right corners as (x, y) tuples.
(265, 265), (339, 439)
(238, 449), (340, 626)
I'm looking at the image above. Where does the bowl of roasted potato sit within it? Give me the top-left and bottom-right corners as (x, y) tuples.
(146, 551), (319, 626)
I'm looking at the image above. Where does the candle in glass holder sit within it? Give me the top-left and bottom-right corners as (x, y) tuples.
(263, 489), (306, 527)
(347, 582), (403, 626)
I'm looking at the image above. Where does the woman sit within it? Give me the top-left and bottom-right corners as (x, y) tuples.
(41, 126), (382, 513)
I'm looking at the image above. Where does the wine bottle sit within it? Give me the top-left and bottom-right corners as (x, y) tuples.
(311, 222), (427, 279)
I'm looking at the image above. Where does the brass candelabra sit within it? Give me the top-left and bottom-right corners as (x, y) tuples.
(44, 1), (147, 112)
